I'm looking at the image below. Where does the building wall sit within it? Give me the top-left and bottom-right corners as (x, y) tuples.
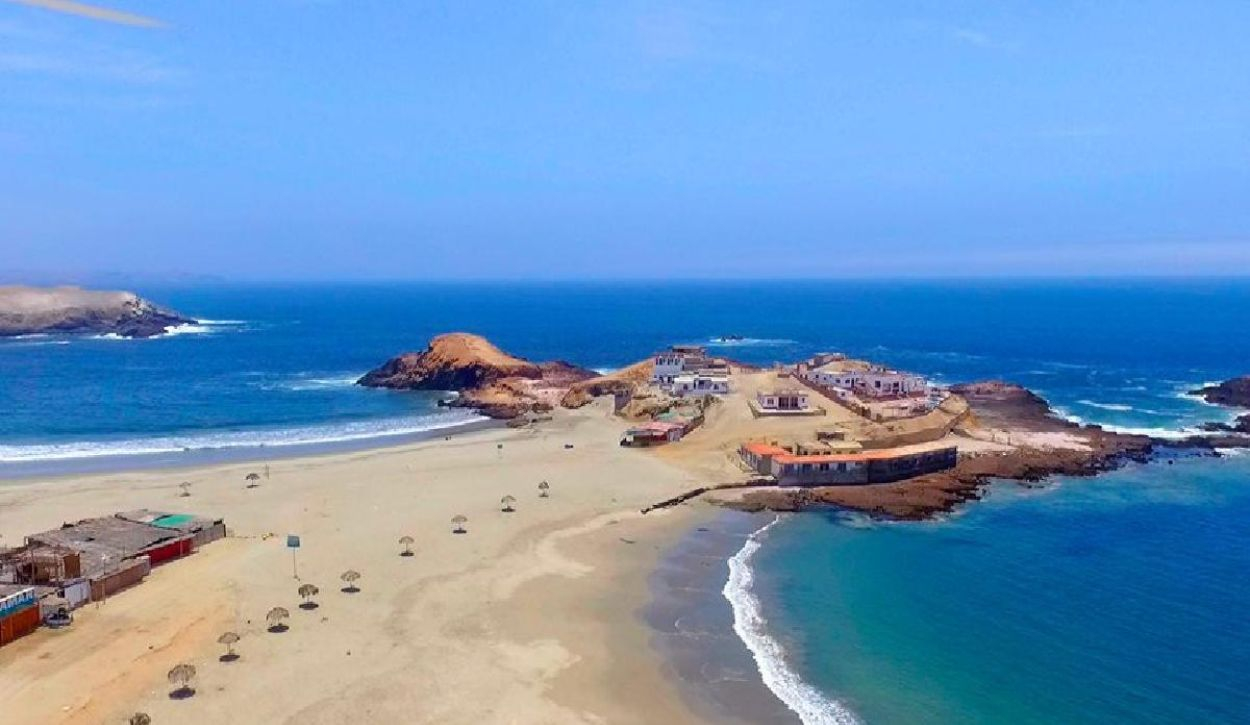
(0, 604), (40, 648)
(766, 447), (958, 486)
(866, 447), (958, 482)
(89, 557), (150, 601)
(143, 537), (193, 566)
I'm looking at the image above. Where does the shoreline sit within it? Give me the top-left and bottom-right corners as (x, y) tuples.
(0, 415), (499, 481)
(0, 403), (716, 723)
(645, 508), (800, 724)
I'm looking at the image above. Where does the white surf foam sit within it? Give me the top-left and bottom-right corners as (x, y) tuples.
(706, 337), (797, 347)
(723, 516), (860, 725)
(0, 412), (485, 463)
(1077, 400), (1134, 412)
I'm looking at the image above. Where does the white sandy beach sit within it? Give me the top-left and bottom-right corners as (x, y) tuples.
(0, 400), (718, 724)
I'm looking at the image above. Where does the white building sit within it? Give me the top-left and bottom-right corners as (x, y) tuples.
(670, 373), (730, 397)
(804, 365), (926, 399)
(756, 389), (810, 411)
(652, 345), (711, 386)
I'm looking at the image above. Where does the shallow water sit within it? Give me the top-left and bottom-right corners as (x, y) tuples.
(751, 456), (1250, 724)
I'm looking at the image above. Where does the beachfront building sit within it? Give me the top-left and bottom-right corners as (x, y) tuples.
(739, 441), (957, 486)
(669, 372), (730, 397)
(652, 344), (720, 387)
(804, 364), (927, 399)
(0, 510), (226, 617)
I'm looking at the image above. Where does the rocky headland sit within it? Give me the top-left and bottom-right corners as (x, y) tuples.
(725, 380), (1202, 521)
(358, 333), (598, 419)
(0, 285), (195, 339)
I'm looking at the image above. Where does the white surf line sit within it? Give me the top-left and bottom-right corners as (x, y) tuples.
(723, 515), (861, 725)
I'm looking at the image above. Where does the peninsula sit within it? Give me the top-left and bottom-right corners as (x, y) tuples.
(0, 286), (195, 339)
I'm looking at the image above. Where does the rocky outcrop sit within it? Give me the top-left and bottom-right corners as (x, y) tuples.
(1191, 376), (1250, 436)
(359, 333), (597, 419)
(1191, 376), (1250, 408)
(560, 359), (654, 408)
(0, 286), (195, 339)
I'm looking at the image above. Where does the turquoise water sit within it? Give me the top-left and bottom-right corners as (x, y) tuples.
(751, 455), (1250, 724)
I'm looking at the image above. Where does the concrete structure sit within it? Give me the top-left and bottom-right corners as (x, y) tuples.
(739, 441), (957, 486)
(621, 421), (686, 446)
(670, 373), (730, 397)
(756, 389), (810, 411)
(652, 344), (728, 388)
(652, 344), (711, 385)
(804, 364), (927, 399)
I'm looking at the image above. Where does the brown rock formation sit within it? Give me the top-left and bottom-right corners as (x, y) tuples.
(358, 333), (596, 419)
(560, 359), (654, 408)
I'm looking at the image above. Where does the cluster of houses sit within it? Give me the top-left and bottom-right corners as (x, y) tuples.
(0, 509), (224, 650)
(799, 352), (927, 400)
(740, 438), (958, 486)
(652, 345), (731, 397)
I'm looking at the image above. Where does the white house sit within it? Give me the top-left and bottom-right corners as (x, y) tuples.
(670, 373), (730, 397)
(756, 389), (810, 411)
(652, 345), (711, 385)
(804, 364), (926, 399)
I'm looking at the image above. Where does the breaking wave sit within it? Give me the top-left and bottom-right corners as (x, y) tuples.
(706, 337), (797, 347)
(724, 516), (860, 725)
(1077, 400), (1134, 412)
(0, 412), (484, 463)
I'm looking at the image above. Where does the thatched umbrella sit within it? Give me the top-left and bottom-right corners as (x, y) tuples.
(538, 480), (550, 498)
(167, 663), (196, 699)
(245, 472), (261, 488)
(340, 570), (361, 593)
(178, 481), (191, 497)
(398, 535), (415, 557)
(500, 495), (517, 513)
(266, 607), (290, 632)
(217, 631), (240, 661)
(298, 582), (320, 610)
(451, 514), (468, 534)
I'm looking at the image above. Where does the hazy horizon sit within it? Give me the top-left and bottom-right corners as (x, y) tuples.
(3, 1), (1248, 280)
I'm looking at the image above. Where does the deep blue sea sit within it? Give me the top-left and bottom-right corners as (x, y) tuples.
(2, 280), (1249, 722)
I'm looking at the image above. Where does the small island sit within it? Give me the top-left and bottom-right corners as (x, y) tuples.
(0, 286), (195, 339)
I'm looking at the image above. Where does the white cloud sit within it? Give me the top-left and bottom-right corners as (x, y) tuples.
(3, 0), (164, 28)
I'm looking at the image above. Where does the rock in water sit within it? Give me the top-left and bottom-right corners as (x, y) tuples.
(0, 286), (195, 339)
(358, 333), (597, 419)
(1190, 377), (1250, 408)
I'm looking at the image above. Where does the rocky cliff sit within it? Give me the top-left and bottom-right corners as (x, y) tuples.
(0, 286), (195, 339)
(358, 333), (597, 419)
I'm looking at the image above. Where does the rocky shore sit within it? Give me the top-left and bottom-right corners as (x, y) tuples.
(724, 380), (1236, 521)
(1192, 377), (1250, 435)
(0, 286), (195, 339)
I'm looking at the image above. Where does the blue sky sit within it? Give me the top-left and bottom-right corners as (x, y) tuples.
(2, 1), (1248, 280)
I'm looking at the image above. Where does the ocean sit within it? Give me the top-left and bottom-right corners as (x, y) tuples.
(3, 279), (1249, 722)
